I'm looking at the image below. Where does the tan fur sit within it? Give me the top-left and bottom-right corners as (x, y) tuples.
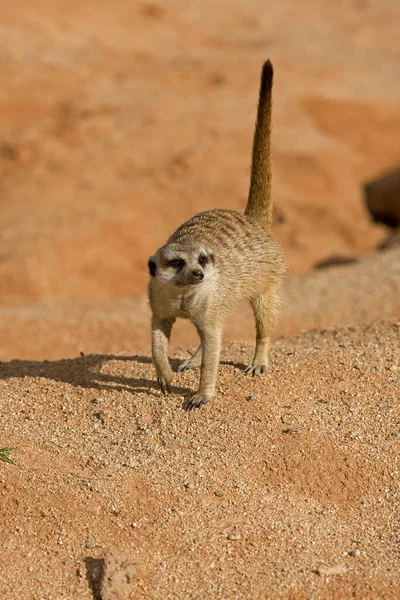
(245, 60), (274, 233)
(148, 60), (286, 409)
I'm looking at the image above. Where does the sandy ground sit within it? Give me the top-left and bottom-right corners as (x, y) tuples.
(1, 321), (399, 599)
(0, 1), (400, 599)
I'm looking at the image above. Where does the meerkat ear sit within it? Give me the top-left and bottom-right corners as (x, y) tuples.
(148, 257), (157, 276)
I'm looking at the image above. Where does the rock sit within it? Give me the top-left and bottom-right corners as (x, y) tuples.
(364, 168), (400, 228)
(246, 393), (261, 401)
(91, 397), (102, 405)
(85, 537), (96, 549)
(282, 426), (303, 434)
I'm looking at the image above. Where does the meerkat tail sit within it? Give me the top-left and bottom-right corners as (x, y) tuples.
(245, 59), (273, 234)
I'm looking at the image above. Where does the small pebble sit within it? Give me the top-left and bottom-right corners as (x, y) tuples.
(214, 490), (224, 497)
(282, 426), (303, 434)
(93, 411), (105, 422)
(85, 537), (95, 549)
(76, 566), (84, 579)
(348, 549), (361, 557)
(246, 394), (260, 401)
(227, 533), (241, 541)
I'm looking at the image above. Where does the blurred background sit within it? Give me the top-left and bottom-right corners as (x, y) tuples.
(0, 0), (399, 359)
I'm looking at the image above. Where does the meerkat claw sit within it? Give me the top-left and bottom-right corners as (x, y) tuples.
(183, 394), (210, 411)
(176, 359), (191, 372)
(176, 358), (200, 372)
(176, 346), (202, 372)
(244, 364), (268, 376)
(158, 377), (172, 395)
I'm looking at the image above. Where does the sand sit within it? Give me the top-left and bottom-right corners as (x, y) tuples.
(1, 322), (399, 599)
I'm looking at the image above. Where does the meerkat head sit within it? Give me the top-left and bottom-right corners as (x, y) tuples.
(148, 241), (215, 288)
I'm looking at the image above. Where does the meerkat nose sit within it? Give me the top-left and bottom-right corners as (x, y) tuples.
(192, 269), (204, 280)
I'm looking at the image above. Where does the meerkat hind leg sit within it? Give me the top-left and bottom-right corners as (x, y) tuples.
(245, 287), (279, 376)
(176, 344), (202, 372)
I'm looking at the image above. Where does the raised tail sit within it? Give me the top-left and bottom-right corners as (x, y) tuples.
(245, 60), (273, 234)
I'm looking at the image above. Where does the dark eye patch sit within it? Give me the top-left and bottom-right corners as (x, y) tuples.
(198, 255), (208, 266)
(168, 258), (185, 269)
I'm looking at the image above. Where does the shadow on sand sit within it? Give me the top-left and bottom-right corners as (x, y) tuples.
(0, 353), (191, 397)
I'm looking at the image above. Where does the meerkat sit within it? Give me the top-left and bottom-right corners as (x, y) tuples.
(148, 60), (286, 410)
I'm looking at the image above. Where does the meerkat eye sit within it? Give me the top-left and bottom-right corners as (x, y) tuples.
(168, 258), (185, 269)
(198, 255), (208, 266)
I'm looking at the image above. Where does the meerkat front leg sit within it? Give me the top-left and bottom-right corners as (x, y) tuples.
(151, 316), (175, 394)
(176, 344), (202, 372)
(245, 285), (280, 376)
(183, 326), (222, 410)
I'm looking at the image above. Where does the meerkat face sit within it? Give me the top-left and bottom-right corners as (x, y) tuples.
(148, 242), (215, 289)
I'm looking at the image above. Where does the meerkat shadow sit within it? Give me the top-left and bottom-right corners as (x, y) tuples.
(169, 357), (185, 371)
(84, 557), (104, 599)
(220, 359), (248, 371)
(0, 354), (192, 397)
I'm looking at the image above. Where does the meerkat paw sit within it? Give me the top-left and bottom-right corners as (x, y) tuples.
(244, 363), (268, 376)
(176, 356), (202, 372)
(176, 346), (202, 372)
(183, 393), (212, 410)
(157, 374), (173, 395)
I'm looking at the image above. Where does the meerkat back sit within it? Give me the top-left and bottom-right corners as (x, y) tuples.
(148, 60), (286, 409)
